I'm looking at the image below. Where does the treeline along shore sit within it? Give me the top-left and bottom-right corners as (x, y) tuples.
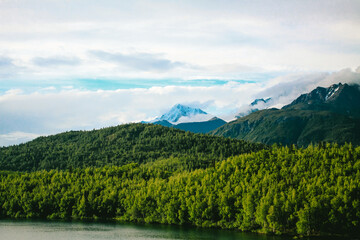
(1, 136), (359, 237)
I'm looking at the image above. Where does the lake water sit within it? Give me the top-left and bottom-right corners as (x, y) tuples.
(0, 220), (350, 240)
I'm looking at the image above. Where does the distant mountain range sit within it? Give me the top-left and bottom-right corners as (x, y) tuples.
(147, 104), (227, 134)
(212, 83), (360, 146)
(144, 83), (360, 142)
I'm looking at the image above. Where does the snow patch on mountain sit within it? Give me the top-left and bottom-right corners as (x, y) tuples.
(150, 104), (211, 124)
(325, 85), (340, 101)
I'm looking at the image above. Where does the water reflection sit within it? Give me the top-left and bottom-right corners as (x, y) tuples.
(0, 220), (351, 240)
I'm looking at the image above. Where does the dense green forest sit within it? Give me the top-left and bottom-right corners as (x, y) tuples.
(0, 123), (265, 172)
(1, 143), (359, 237)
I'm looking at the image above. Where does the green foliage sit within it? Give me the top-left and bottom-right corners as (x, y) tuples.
(1, 143), (359, 237)
(0, 123), (265, 171)
(211, 108), (360, 146)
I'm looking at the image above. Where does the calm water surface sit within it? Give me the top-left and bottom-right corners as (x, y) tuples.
(0, 220), (351, 240)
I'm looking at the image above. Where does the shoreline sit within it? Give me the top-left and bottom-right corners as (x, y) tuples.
(0, 217), (357, 239)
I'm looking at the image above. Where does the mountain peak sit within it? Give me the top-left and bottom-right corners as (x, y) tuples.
(250, 98), (272, 106)
(282, 82), (360, 117)
(283, 83), (345, 108)
(173, 103), (186, 109)
(158, 104), (208, 123)
(212, 82), (360, 146)
(325, 83), (342, 100)
(236, 97), (272, 118)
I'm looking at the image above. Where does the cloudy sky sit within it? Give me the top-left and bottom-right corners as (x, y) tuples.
(1, 0), (360, 146)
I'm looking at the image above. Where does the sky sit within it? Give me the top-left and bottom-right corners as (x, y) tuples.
(1, 0), (360, 146)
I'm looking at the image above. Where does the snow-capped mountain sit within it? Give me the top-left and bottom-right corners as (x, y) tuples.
(152, 104), (213, 124)
(282, 83), (360, 117)
(284, 83), (342, 107)
(145, 104), (226, 134)
(212, 82), (360, 146)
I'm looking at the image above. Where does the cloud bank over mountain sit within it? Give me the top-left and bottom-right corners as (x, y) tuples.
(1, 67), (359, 146)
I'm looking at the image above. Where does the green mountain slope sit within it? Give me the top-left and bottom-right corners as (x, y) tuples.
(212, 83), (360, 146)
(173, 117), (226, 134)
(212, 108), (360, 146)
(152, 117), (227, 134)
(283, 83), (360, 117)
(0, 123), (265, 171)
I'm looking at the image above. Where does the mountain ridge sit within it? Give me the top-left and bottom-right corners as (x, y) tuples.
(250, 97), (272, 106)
(283, 83), (360, 117)
(212, 82), (360, 146)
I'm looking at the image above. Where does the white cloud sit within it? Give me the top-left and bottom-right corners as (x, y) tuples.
(32, 56), (81, 67)
(254, 67), (360, 109)
(0, 0), (359, 83)
(0, 132), (41, 147)
(1, 1), (360, 146)
(89, 50), (186, 72)
(0, 82), (261, 142)
(318, 68), (360, 87)
(1, 67), (359, 146)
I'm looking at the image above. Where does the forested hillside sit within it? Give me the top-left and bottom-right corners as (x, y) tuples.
(212, 108), (360, 146)
(0, 123), (265, 171)
(1, 85), (359, 237)
(1, 143), (359, 236)
(212, 83), (360, 146)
